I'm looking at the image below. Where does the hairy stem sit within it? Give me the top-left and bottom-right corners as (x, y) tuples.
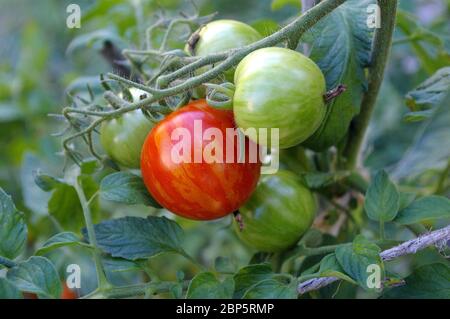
(62, 0), (346, 155)
(74, 177), (110, 290)
(343, 0), (398, 169)
(297, 224), (450, 294)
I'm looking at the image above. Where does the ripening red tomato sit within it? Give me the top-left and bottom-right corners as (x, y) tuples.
(22, 282), (78, 299)
(61, 283), (78, 299)
(141, 100), (261, 220)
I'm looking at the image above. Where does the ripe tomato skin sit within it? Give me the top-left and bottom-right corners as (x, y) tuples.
(235, 170), (316, 252)
(141, 100), (261, 220)
(61, 283), (78, 299)
(233, 47), (326, 149)
(100, 88), (154, 168)
(22, 282), (78, 299)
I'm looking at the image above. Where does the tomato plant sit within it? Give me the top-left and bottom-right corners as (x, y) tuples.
(235, 170), (316, 252)
(233, 47), (327, 149)
(140, 99), (261, 220)
(1, 0), (449, 303)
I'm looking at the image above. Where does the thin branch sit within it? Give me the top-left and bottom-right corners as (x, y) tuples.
(74, 177), (110, 290)
(297, 225), (450, 294)
(61, 0), (346, 159)
(343, 0), (398, 169)
(289, 0), (318, 52)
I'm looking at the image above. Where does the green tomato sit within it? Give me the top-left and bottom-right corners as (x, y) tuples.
(233, 47), (326, 149)
(100, 88), (154, 168)
(235, 170), (316, 252)
(187, 19), (262, 95)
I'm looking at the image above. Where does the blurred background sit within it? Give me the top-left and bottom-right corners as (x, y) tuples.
(0, 0), (448, 298)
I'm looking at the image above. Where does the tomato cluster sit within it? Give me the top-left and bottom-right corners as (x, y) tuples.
(101, 19), (325, 252)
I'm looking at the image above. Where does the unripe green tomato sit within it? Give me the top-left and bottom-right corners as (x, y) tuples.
(234, 170), (316, 252)
(186, 19), (262, 96)
(233, 47), (326, 149)
(100, 88), (154, 168)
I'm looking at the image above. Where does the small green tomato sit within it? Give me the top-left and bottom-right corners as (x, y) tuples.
(233, 47), (326, 149)
(100, 88), (154, 168)
(234, 170), (316, 252)
(187, 19), (262, 96)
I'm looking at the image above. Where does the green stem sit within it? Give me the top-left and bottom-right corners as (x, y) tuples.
(344, 171), (369, 194)
(87, 190), (99, 207)
(179, 250), (207, 271)
(0, 256), (17, 268)
(73, 178), (110, 290)
(343, 0), (398, 169)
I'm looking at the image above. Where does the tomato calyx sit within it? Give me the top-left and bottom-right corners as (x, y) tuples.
(324, 84), (347, 103)
(233, 210), (245, 231)
(205, 82), (235, 110)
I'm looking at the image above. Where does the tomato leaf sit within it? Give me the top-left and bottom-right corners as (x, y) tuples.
(186, 272), (234, 299)
(100, 172), (162, 208)
(394, 196), (450, 225)
(35, 232), (91, 256)
(335, 236), (383, 290)
(6, 256), (62, 299)
(66, 29), (127, 55)
(403, 109), (435, 123)
(392, 92), (450, 180)
(47, 175), (100, 233)
(20, 153), (51, 216)
(383, 263), (450, 299)
(34, 172), (65, 192)
(84, 216), (185, 260)
(317, 253), (356, 285)
(302, 171), (350, 190)
(406, 67), (450, 111)
(250, 19), (279, 37)
(302, 0), (374, 150)
(0, 188), (27, 260)
(398, 192), (417, 211)
(233, 263), (274, 298)
(214, 256), (237, 274)
(102, 256), (141, 273)
(242, 278), (298, 299)
(364, 170), (400, 222)
(396, 11), (450, 75)
(271, 0), (301, 11)
(0, 278), (22, 299)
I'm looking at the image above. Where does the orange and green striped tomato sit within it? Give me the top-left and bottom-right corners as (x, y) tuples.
(235, 170), (316, 252)
(140, 99), (261, 220)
